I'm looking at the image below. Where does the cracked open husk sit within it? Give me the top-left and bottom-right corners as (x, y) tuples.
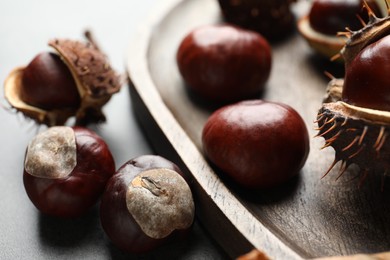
(4, 32), (121, 126)
(316, 2), (390, 185)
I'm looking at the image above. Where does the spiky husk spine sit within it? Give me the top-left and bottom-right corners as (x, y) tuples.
(316, 1), (390, 184)
(317, 102), (390, 184)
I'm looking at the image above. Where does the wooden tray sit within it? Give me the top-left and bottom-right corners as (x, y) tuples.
(126, 0), (390, 258)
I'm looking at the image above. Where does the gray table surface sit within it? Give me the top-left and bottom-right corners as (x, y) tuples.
(0, 1), (228, 259)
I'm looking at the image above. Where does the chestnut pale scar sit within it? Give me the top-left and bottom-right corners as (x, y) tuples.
(24, 126), (76, 179)
(126, 168), (195, 239)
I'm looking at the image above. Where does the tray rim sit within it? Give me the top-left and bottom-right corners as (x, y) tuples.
(126, 0), (303, 259)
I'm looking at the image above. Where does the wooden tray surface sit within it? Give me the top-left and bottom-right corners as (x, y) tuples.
(127, 0), (390, 258)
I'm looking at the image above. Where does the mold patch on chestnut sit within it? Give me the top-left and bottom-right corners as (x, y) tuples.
(176, 24), (271, 104)
(4, 32), (121, 126)
(23, 126), (115, 218)
(202, 100), (310, 189)
(316, 6), (390, 185)
(100, 155), (195, 253)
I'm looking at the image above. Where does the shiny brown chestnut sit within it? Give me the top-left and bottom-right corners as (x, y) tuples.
(176, 24), (271, 104)
(202, 100), (310, 189)
(23, 126), (115, 218)
(4, 33), (121, 126)
(100, 155), (195, 253)
(20, 52), (80, 110)
(342, 34), (390, 111)
(217, 0), (297, 41)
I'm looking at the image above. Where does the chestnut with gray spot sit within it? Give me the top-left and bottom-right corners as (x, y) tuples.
(25, 126), (76, 179)
(23, 126), (115, 218)
(126, 168), (195, 239)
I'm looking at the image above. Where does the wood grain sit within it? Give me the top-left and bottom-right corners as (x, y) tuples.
(127, 0), (390, 259)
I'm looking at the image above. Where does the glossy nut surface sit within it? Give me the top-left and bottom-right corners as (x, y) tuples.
(217, 0), (296, 41)
(100, 155), (195, 253)
(176, 25), (271, 104)
(23, 126), (115, 218)
(21, 52), (80, 110)
(343, 35), (390, 111)
(202, 100), (310, 189)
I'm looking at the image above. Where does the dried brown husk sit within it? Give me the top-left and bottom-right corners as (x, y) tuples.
(4, 32), (121, 126)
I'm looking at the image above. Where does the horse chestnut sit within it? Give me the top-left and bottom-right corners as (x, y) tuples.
(20, 52), (80, 110)
(23, 126), (115, 218)
(202, 100), (310, 189)
(217, 0), (297, 41)
(4, 33), (121, 126)
(342, 34), (390, 111)
(316, 10), (390, 184)
(176, 24), (271, 104)
(100, 155), (195, 253)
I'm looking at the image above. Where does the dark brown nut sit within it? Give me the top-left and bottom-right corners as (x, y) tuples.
(100, 155), (195, 253)
(177, 24), (271, 104)
(202, 100), (309, 189)
(23, 126), (115, 218)
(20, 52), (80, 110)
(217, 0), (297, 41)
